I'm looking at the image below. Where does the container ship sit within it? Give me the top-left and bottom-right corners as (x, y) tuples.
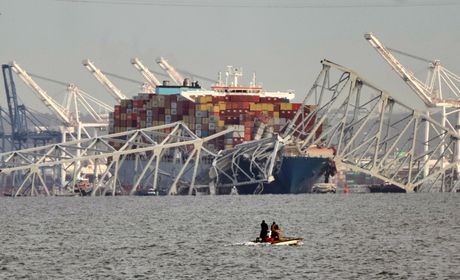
(108, 67), (335, 194)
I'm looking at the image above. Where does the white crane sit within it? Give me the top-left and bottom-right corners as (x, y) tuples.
(10, 61), (76, 128)
(11, 61), (112, 190)
(82, 59), (127, 102)
(156, 57), (184, 85)
(65, 84), (113, 124)
(364, 33), (460, 108)
(131, 57), (161, 88)
(10, 62), (111, 139)
(365, 33), (460, 182)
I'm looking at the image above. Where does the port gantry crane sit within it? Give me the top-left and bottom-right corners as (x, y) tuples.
(365, 33), (460, 182)
(10, 61), (111, 139)
(156, 57), (185, 85)
(2, 64), (28, 149)
(131, 57), (161, 91)
(2, 64), (62, 150)
(8, 61), (114, 192)
(10, 61), (77, 142)
(82, 59), (128, 102)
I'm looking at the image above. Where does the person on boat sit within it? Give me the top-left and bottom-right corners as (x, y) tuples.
(260, 220), (268, 240)
(272, 224), (283, 241)
(270, 221), (277, 238)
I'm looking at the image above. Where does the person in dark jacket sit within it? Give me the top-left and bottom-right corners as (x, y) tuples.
(260, 220), (269, 239)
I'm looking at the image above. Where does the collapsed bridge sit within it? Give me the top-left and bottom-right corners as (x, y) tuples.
(1, 60), (458, 196)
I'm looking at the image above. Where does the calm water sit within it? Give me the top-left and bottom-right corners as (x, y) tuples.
(0, 193), (458, 279)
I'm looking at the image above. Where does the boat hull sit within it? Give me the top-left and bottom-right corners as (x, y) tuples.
(252, 237), (303, 246)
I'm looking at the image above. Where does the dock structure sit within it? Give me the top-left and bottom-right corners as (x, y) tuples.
(1, 60), (459, 195)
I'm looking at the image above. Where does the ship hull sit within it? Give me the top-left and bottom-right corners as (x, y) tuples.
(233, 156), (329, 195)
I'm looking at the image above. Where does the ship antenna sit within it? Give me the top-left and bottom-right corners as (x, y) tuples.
(225, 67), (230, 86)
(217, 71), (222, 86)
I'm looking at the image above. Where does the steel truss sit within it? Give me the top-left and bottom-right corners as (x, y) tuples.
(0, 122), (231, 196)
(284, 60), (459, 192)
(210, 136), (283, 193)
(2, 60), (458, 195)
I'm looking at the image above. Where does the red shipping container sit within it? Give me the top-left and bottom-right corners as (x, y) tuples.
(292, 103), (301, 110)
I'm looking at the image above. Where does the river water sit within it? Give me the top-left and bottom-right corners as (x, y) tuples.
(0, 193), (458, 279)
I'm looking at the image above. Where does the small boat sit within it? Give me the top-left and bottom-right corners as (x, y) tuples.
(311, 183), (336, 193)
(253, 237), (303, 246)
(74, 177), (92, 196)
(230, 186), (239, 195)
(135, 187), (159, 196)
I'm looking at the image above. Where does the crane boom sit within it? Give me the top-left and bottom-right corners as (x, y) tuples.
(156, 57), (184, 85)
(364, 33), (436, 106)
(82, 59), (127, 102)
(365, 33), (460, 108)
(131, 57), (161, 87)
(9, 61), (74, 126)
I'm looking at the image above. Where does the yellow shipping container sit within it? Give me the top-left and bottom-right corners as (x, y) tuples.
(280, 103), (292, 110)
(262, 103), (274, 111)
(213, 105), (220, 113)
(198, 96), (211, 104)
(273, 112), (280, 118)
(218, 120), (225, 127)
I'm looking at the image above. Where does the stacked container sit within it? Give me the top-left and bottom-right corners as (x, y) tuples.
(109, 92), (315, 151)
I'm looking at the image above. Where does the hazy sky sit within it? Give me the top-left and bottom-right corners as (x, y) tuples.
(1, 0), (459, 114)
